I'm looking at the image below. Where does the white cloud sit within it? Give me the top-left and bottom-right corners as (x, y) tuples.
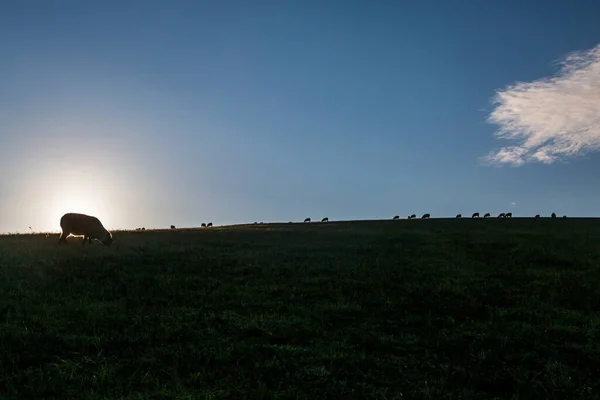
(511, 202), (516, 206)
(483, 43), (600, 166)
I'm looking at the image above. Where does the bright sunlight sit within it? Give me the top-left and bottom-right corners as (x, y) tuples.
(41, 181), (113, 233)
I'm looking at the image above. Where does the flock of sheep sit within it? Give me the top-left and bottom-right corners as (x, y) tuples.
(142, 212), (570, 232)
(55, 210), (570, 248)
(269, 212), (569, 224)
(134, 222), (214, 231)
(393, 212), (566, 220)
(298, 212), (567, 222)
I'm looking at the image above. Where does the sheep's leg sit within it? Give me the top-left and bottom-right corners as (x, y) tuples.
(57, 232), (68, 244)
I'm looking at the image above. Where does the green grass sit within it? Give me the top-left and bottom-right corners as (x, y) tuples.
(1, 218), (600, 399)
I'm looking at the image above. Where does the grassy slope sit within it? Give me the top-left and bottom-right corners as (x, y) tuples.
(1, 219), (600, 399)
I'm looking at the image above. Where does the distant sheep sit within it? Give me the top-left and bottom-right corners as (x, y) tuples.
(505, 212), (512, 218)
(201, 223), (206, 227)
(498, 213), (505, 218)
(207, 222), (213, 227)
(304, 218), (311, 223)
(483, 213), (490, 218)
(409, 214), (416, 219)
(142, 227), (145, 230)
(422, 213), (430, 219)
(57, 213), (113, 247)
(562, 215), (567, 219)
(456, 214), (462, 218)
(321, 217), (328, 222)
(535, 214), (540, 218)
(472, 212), (480, 218)
(170, 225), (176, 229)
(551, 212), (556, 218)
(393, 215), (400, 220)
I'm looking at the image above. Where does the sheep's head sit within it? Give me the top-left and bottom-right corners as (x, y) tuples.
(101, 232), (113, 246)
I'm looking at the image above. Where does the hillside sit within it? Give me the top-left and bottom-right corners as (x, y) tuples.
(1, 218), (599, 399)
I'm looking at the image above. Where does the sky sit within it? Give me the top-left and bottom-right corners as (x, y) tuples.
(1, 0), (600, 232)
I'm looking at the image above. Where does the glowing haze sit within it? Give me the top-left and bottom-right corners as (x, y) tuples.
(2, 1), (600, 233)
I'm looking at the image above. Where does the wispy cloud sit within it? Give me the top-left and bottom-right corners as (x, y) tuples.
(483, 43), (600, 166)
(511, 202), (516, 206)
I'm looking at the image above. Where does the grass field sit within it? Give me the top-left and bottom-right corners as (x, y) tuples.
(1, 218), (600, 399)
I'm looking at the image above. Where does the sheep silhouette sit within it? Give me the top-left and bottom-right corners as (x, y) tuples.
(535, 214), (540, 218)
(562, 215), (567, 219)
(304, 218), (311, 223)
(505, 212), (512, 218)
(207, 222), (213, 227)
(551, 212), (557, 218)
(321, 217), (328, 222)
(483, 213), (490, 218)
(170, 225), (176, 229)
(58, 213), (113, 247)
(472, 212), (480, 218)
(421, 213), (430, 219)
(456, 214), (462, 218)
(409, 214), (417, 219)
(498, 213), (505, 218)
(393, 215), (400, 220)
(201, 223), (206, 227)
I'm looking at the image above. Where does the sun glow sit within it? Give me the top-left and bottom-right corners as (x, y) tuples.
(45, 183), (113, 233)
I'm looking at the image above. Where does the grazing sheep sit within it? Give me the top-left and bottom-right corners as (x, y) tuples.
(484, 213), (490, 218)
(422, 213), (430, 219)
(57, 213), (113, 247)
(535, 214), (540, 218)
(393, 215), (400, 220)
(498, 213), (505, 218)
(304, 218), (311, 223)
(505, 212), (512, 218)
(321, 217), (328, 222)
(456, 214), (462, 218)
(170, 225), (176, 229)
(142, 227), (145, 230)
(135, 228), (141, 231)
(562, 215), (567, 219)
(207, 222), (213, 227)
(201, 223), (206, 227)
(472, 212), (480, 218)
(551, 212), (556, 218)
(410, 214), (417, 219)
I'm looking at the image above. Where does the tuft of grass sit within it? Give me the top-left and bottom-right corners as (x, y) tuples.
(1, 218), (600, 399)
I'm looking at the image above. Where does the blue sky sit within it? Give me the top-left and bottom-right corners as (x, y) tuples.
(1, 0), (600, 232)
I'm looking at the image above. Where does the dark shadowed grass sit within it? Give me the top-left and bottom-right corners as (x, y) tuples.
(1, 218), (600, 399)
